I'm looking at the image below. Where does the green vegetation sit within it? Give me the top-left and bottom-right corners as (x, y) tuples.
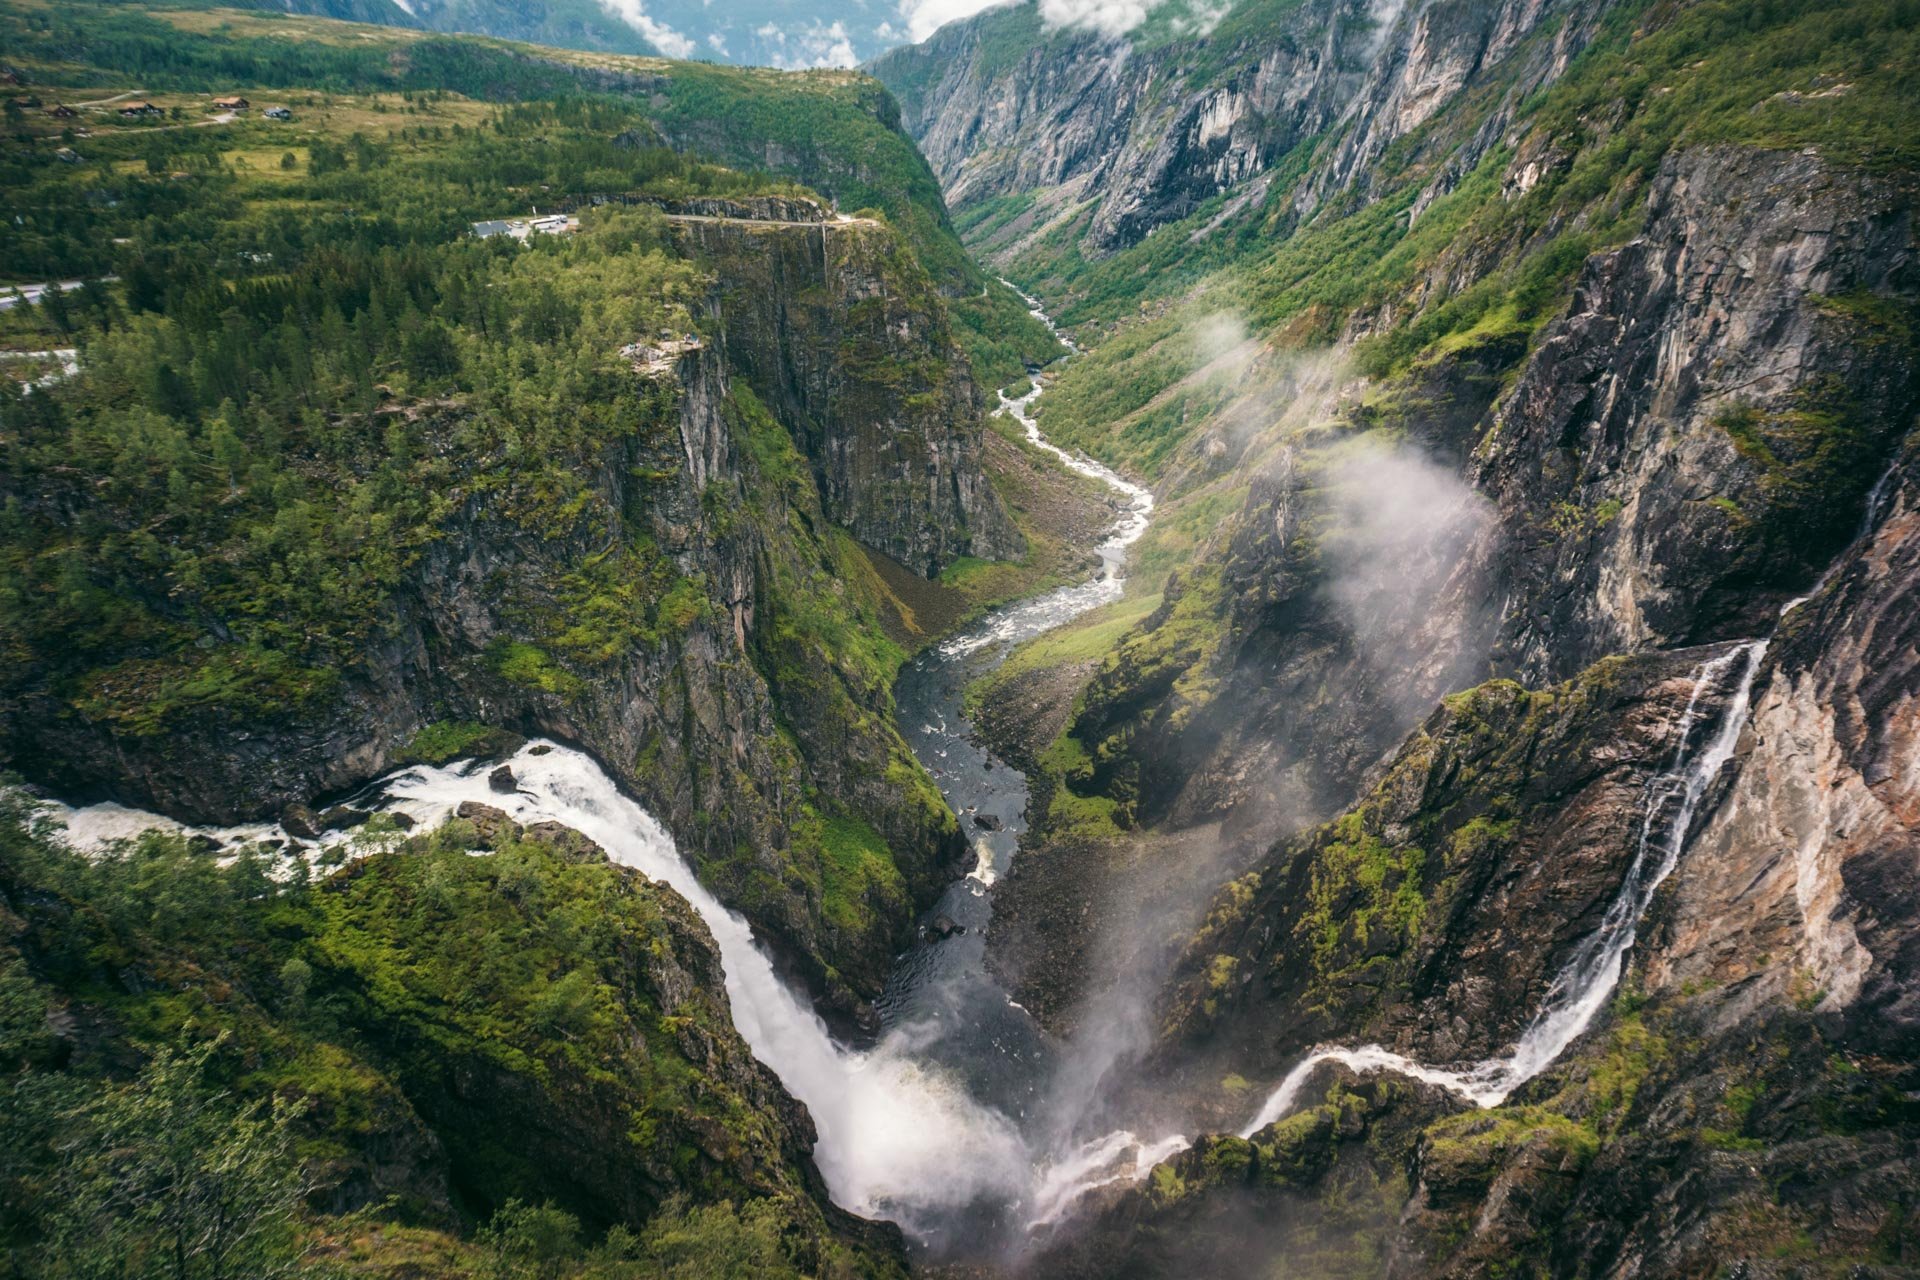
(397, 720), (516, 765)
(1304, 812), (1428, 992)
(0, 793), (891, 1276)
(0, 86), (746, 734)
(1022, 0), (1920, 480)
(809, 814), (909, 941)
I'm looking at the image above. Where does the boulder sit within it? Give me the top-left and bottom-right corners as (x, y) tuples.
(280, 803), (323, 840)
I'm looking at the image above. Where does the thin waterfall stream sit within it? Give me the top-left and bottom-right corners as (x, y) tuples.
(1229, 456), (1902, 1141)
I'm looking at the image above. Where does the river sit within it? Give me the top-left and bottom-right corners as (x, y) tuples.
(49, 290), (1169, 1258)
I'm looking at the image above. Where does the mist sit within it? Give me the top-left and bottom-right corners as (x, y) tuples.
(1317, 436), (1495, 715)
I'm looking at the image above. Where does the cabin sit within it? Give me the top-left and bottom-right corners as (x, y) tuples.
(213, 95), (249, 111)
(53, 147), (80, 165)
(470, 219), (520, 240)
(262, 105), (292, 121)
(118, 101), (162, 118)
(46, 103), (75, 119)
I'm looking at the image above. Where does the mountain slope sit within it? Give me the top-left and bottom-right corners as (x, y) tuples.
(885, 1), (1920, 1272)
(0, 2), (1051, 1023)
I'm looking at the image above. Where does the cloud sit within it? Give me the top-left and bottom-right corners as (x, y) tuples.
(757, 19), (861, 68)
(705, 31), (728, 56)
(1318, 437), (1494, 713)
(898, 0), (1022, 43)
(595, 0), (696, 58)
(895, 0), (1240, 46)
(1038, 0), (1160, 36)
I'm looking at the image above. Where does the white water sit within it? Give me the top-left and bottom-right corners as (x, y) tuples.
(47, 283), (1174, 1246)
(53, 745), (1031, 1236)
(940, 284), (1154, 660)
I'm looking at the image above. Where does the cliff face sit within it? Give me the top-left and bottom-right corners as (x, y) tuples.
(1054, 140), (1918, 846)
(1473, 145), (1920, 683)
(3, 208), (1011, 1022)
(1150, 650), (1738, 1104)
(664, 202), (1019, 573)
(872, 0), (1613, 261)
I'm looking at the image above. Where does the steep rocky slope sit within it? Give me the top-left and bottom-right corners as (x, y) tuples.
(873, 0), (1616, 264)
(1072, 138), (1917, 839)
(5, 250), (975, 1022)
(0, 802), (906, 1274)
(876, 0), (1920, 1271)
(1040, 446), (1920, 1278)
(663, 199), (1019, 574)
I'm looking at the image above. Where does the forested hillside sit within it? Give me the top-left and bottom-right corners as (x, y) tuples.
(0, 4), (1073, 1274)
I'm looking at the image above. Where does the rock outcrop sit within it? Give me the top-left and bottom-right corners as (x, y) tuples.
(665, 203), (1019, 574)
(873, 0), (1615, 261)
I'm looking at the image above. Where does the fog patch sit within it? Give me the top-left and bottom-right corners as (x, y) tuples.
(1318, 436), (1493, 713)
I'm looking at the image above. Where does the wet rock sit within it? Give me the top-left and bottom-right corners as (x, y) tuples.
(930, 914), (966, 939)
(185, 834), (222, 856)
(488, 765), (517, 794)
(455, 801), (517, 847)
(319, 806), (369, 833)
(973, 812), (1004, 832)
(280, 804), (323, 840)
(528, 744), (553, 756)
(385, 811), (416, 830)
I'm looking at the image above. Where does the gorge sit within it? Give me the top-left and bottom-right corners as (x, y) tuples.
(3, 1), (1919, 1277)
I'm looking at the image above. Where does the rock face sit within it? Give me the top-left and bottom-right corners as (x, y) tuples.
(664, 204), (1019, 574)
(1057, 142), (1920, 848)
(1649, 443), (1920, 1048)
(1473, 145), (1920, 683)
(872, 0), (1614, 260)
(1150, 648), (1743, 1113)
(2, 212), (1004, 1020)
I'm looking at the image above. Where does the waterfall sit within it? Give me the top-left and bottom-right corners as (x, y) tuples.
(45, 285), (1166, 1249)
(1234, 640), (1767, 1135)
(53, 747), (1033, 1236)
(1232, 458), (1909, 1137)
